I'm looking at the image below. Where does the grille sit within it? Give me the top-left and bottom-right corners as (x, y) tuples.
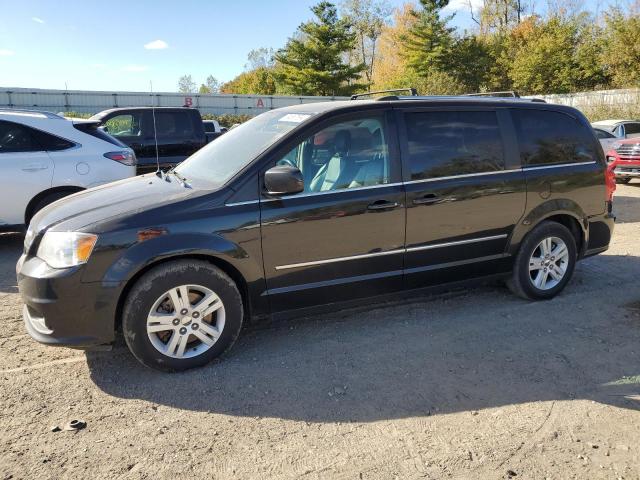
(615, 143), (640, 157)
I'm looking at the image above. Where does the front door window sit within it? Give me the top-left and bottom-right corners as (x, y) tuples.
(276, 116), (391, 193)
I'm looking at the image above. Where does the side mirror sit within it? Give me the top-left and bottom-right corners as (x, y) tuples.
(264, 165), (304, 196)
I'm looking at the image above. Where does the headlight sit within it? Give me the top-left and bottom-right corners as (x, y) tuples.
(36, 232), (98, 268)
(612, 142), (622, 150)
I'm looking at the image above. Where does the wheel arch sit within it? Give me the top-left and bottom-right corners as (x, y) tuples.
(509, 199), (588, 257)
(25, 185), (85, 224)
(113, 253), (252, 334)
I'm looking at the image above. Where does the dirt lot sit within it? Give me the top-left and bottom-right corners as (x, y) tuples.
(1, 186), (640, 480)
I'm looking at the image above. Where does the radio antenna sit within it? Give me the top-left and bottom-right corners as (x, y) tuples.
(150, 80), (161, 177)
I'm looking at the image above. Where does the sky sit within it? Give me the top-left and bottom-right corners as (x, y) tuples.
(0, 0), (617, 93)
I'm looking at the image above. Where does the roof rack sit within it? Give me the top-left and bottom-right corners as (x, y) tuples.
(464, 91), (520, 98)
(351, 88), (418, 100)
(0, 108), (64, 119)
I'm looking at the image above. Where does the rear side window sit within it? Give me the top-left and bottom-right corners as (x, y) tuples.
(624, 122), (640, 138)
(513, 109), (597, 166)
(593, 128), (615, 140)
(203, 122), (215, 133)
(31, 129), (74, 151)
(0, 120), (73, 152)
(404, 110), (505, 181)
(155, 111), (193, 138)
(73, 123), (127, 147)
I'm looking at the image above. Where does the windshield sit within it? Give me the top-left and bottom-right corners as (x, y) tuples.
(175, 110), (315, 185)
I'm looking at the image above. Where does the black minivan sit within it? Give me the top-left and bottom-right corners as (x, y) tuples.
(18, 96), (615, 371)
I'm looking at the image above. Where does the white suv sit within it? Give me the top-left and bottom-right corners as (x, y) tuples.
(0, 109), (136, 230)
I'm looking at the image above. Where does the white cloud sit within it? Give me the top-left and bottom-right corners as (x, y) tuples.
(0, 49), (15, 56)
(444, 0), (483, 12)
(32, 17), (45, 24)
(90, 63), (106, 68)
(122, 65), (149, 72)
(144, 39), (168, 50)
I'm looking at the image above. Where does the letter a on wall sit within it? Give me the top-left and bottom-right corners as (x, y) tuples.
(256, 98), (264, 108)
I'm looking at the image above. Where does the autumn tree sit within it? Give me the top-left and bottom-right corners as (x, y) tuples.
(220, 68), (278, 95)
(275, 1), (366, 95)
(340, 0), (392, 86)
(601, 9), (640, 87)
(371, 4), (417, 90)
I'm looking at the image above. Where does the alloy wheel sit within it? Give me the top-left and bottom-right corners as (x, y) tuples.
(528, 236), (570, 291)
(146, 284), (225, 359)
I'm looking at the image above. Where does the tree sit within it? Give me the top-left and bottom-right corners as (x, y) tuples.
(400, 0), (455, 79)
(205, 75), (221, 93)
(477, 0), (529, 33)
(371, 4), (418, 90)
(178, 74), (196, 93)
(340, 0), (392, 86)
(245, 48), (275, 70)
(601, 10), (640, 88)
(501, 14), (604, 94)
(275, 1), (366, 96)
(220, 68), (278, 95)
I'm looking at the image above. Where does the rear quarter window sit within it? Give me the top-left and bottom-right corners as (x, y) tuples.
(513, 109), (598, 166)
(624, 122), (640, 138)
(74, 123), (127, 148)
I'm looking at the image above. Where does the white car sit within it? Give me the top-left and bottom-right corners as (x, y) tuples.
(0, 109), (136, 230)
(591, 119), (640, 139)
(592, 126), (618, 153)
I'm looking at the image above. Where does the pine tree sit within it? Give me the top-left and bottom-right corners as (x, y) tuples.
(400, 0), (455, 78)
(275, 2), (366, 96)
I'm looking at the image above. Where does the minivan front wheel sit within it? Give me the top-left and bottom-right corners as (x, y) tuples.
(122, 260), (243, 371)
(508, 221), (577, 301)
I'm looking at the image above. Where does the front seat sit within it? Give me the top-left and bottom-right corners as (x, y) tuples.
(309, 130), (353, 192)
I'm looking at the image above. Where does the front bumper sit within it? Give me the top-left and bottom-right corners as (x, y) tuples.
(17, 254), (120, 348)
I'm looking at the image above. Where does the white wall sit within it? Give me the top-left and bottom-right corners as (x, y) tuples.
(0, 87), (349, 116)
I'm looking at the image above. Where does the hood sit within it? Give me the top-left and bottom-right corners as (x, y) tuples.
(30, 174), (212, 234)
(616, 138), (640, 145)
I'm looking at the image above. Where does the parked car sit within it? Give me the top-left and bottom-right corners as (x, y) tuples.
(604, 137), (640, 184)
(89, 107), (206, 174)
(202, 119), (227, 143)
(592, 126), (618, 152)
(591, 119), (640, 139)
(18, 96), (615, 371)
(0, 109), (135, 231)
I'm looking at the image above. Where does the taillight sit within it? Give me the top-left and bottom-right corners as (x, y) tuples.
(605, 162), (616, 201)
(104, 150), (136, 166)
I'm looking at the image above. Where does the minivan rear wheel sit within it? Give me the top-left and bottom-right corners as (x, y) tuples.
(122, 260), (243, 372)
(507, 221), (577, 301)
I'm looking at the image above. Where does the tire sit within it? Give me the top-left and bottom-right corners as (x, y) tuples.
(616, 178), (631, 184)
(26, 190), (77, 225)
(507, 221), (577, 301)
(122, 260), (243, 372)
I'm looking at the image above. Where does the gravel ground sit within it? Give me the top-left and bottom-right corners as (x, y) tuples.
(1, 185), (640, 480)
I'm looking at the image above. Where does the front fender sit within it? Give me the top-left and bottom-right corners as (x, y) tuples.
(102, 232), (257, 285)
(508, 198), (588, 256)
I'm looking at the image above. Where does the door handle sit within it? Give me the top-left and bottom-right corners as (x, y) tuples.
(367, 200), (400, 211)
(21, 163), (48, 172)
(413, 194), (440, 205)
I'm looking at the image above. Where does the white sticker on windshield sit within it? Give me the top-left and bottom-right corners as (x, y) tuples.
(279, 113), (312, 124)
